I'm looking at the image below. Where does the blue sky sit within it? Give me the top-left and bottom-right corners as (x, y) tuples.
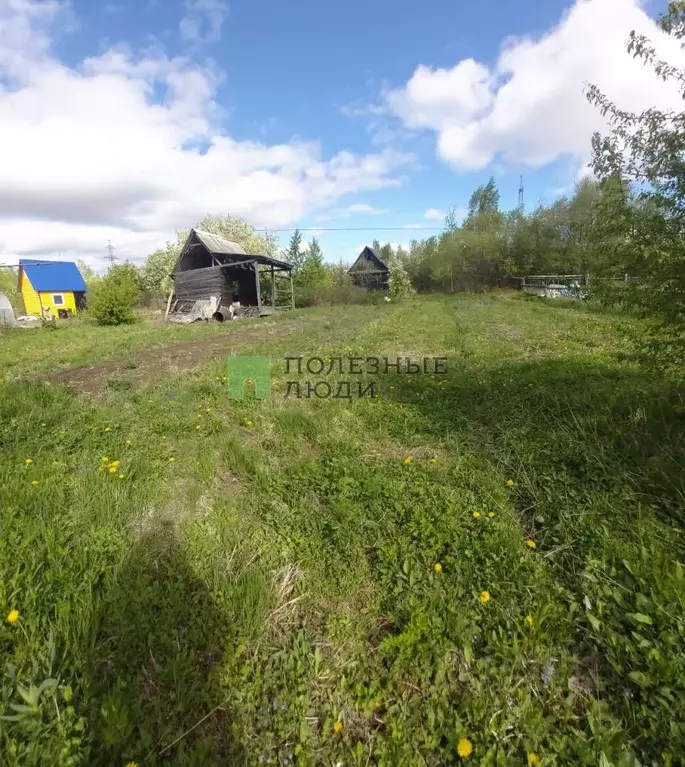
(0, 0), (677, 267)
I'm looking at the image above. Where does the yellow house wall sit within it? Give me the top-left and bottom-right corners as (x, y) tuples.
(19, 271), (77, 316)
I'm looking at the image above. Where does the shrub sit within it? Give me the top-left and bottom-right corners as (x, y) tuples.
(88, 264), (141, 326)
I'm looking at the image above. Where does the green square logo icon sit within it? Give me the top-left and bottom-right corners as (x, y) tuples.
(227, 356), (271, 399)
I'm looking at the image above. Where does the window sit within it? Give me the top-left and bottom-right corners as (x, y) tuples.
(52, 294), (64, 306)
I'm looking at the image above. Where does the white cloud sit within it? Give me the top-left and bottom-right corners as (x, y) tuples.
(0, 0), (414, 268)
(424, 208), (446, 220)
(346, 203), (388, 215)
(179, 0), (228, 44)
(315, 203), (390, 221)
(384, 0), (685, 171)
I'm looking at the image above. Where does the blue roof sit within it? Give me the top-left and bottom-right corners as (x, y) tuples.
(19, 259), (87, 292)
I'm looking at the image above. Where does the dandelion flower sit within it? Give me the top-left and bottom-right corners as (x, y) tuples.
(125, 440), (132, 446)
(525, 539), (537, 550)
(488, 512), (495, 518)
(104, 427), (112, 433)
(402, 456), (413, 465)
(125, 762), (139, 767)
(528, 754), (541, 766)
(24, 458), (33, 465)
(428, 458), (437, 464)
(506, 479), (515, 487)
(118, 474), (125, 479)
(333, 720), (343, 734)
(525, 615), (534, 628)
(480, 590), (490, 604)
(101, 456), (109, 463)
(457, 737), (473, 758)
(434, 562), (443, 574)
(169, 457), (176, 463)
(473, 511), (480, 519)
(7, 609), (20, 624)
(206, 408), (212, 414)
(109, 460), (120, 468)
(108, 466), (117, 474)
(31, 480), (39, 487)
(195, 425), (201, 430)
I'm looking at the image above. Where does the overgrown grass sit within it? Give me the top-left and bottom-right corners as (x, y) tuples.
(1, 294), (684, 765)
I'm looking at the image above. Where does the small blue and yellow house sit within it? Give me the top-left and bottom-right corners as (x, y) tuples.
(18, 259), (87, 318)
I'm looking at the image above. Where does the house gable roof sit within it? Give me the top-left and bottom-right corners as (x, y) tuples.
(19, 259), (87, 292)
(348, 246), (388, 274)
(173, 228), (293, 272)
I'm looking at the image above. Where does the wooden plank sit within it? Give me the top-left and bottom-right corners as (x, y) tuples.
(254, 263), (262, 311)
(164, 289), (174, 320)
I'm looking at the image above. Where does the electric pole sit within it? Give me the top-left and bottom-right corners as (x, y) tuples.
(518, 175), (525, 212)
(106, 240), (116, 266)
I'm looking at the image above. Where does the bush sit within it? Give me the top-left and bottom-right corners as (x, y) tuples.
(88, 264), (141, 326)
(296, 281), (379, 307)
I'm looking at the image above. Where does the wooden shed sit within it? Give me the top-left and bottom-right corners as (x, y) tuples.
(347, 246), (388, 291)
(167, 229), (294, 322)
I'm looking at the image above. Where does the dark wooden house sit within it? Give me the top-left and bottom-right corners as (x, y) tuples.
(347, 246), (389, 290)
(167, 229), (294, 321)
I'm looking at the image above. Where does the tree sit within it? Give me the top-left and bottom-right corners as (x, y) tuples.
(298, 237), (330, 288)
(388, 251), (415, 298)
(76, 260), (100, 288)
(88, 263), (142, 325)
(586, 0), (685, 364)
(140, 214), (278, 297)
(285, 229), (306, 274)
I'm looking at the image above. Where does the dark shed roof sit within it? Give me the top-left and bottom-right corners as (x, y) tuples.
(174, 229), (292, 272)
(348, 246), (388, 274)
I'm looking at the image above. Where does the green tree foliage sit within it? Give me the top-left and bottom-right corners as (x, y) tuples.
(140, 214), (278, 297)
(88, 263), (142, 326)
(585, 0), (685, 364)
(284, 228), (306, 274)
(76, 260), (100, 289)
(0, 268), (21, 310)
(388, 251), (415, 298)
(298, 237), (330, 289)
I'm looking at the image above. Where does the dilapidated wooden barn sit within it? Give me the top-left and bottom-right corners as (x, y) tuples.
(347, 246), (388, 291)
(167, 229), (294, 322)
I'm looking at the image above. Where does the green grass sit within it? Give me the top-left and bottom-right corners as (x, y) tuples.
(1, 294), (685, 766)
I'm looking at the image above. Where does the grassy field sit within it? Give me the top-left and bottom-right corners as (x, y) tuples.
(1, 294), (685, 766)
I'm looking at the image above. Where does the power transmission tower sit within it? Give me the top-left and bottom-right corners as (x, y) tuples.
(518, 175), (525, 211)
(106, 240), (116, 266)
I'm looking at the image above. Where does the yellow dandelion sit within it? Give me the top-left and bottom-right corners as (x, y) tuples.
(428, 458), (437, 464)
(333, 720), (343, 734)
(488, 512), (495, 518)
(104, 427), (112, 433)
(473, 511), (480, 519)
(101, 456), (109, 463)
(31, 480), (39, 487)
(402, 456), (413, 465)
(525, 615), (534, 628)
(434, 562), (443, 574)
(109, 460), (120, 468)
(24, 458), (33, 465)
(457, 737), (473, 758)
(169, 457), (176, 462)
(6, 609), (20, 624)
(506, 479), (515, 487)
(125, 440), (132, 446)
(206, 408), (212, 414)
(195, 425), (201, 430)
(525, 539), (537, 550)
(108, 466), (117, 474)
(480, 590), (490, 604)
(125, 762), (139, 767)
(528, 754), (541, 767)
(118, 474), (125, 479)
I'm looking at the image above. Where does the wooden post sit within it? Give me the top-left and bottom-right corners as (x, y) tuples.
(254, 263), (262, 312)
(271, 266), (276, 309)
(164, 289), (174, 320)
(289, 271), (295, 310)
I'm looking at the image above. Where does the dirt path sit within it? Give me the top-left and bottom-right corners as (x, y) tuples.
(44, 315), (319, 397)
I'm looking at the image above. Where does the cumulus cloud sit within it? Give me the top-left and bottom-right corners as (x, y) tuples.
(424, 208), (446, 221)
(179, 0), (228, 44)
(0, 0), (413, 267)
(384, 0), (685, 171)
